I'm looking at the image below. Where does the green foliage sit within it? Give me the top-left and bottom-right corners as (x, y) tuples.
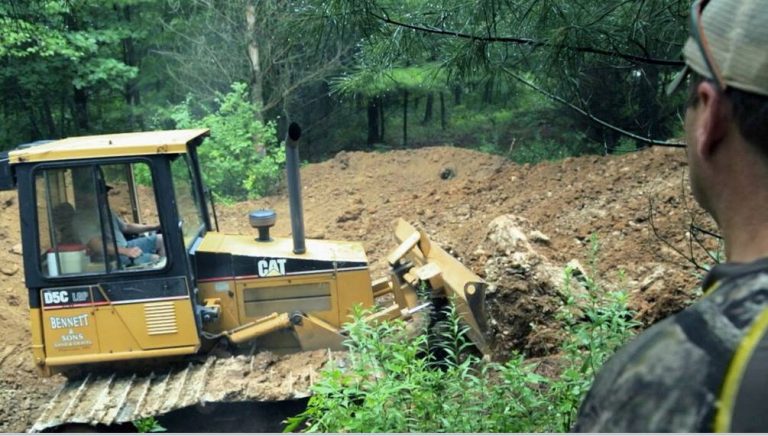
(132, 416), (166, 433)
(0, 0), (149, 145)
(1, 0), (691, 165)
(506, 138), (588, 164)
(550, 235), (642, 430)
(322, 0), (689, 150)
(333, 64), (447, 97)
(153, 83), (283, 201)
(289, 247), (641, 433)
(286, 304), (548, 433)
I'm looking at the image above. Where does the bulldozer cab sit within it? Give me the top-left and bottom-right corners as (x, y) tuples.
(39, 163), (167, 275)
(2, 130), (213, 371)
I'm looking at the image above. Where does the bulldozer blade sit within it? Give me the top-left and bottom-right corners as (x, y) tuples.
(392, 219), (491, 356)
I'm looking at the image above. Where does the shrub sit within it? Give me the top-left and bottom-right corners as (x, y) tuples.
(152, 82), (283, 201)
(288, 238), (641, 433)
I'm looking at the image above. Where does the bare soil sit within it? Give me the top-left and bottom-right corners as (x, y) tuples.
(0, 145), (717, 432)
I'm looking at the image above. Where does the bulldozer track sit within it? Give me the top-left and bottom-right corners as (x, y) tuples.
(29, 349), (334, 432)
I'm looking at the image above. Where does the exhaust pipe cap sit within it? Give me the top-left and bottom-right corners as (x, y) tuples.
(249, 209), (276, 242)
(288, 122), (302, 141)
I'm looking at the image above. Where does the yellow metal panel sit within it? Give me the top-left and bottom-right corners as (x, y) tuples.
(335, 269), (374, 325)
(244, 282), (331, 301)
(144, 301), (180, 335)
(236, 274), (339, 327)
(44, 345), (198, 367)
(9, 129), (209, 164)
(244, 295), (331, 318)
(42, 307), (101, 359)
(197, 232), (369, 264)
(95, 299), (199, 353)
(29, 309), (46, 367)
(196, 231), (227, 253)
(293, 314), (345, 351)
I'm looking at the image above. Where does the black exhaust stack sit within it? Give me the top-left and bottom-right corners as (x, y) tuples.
(285, 122), (306, 254)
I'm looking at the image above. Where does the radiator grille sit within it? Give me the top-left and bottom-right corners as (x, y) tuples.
(144, 301), (178, 335)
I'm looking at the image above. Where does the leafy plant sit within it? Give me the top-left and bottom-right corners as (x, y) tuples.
(152, 82), (283, 201)
(288, 238), (641, 433)
(133, 416), (166, 433)
(548, 235), (642, 431)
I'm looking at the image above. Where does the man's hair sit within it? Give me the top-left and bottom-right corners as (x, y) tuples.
(688, 73), (768, 152)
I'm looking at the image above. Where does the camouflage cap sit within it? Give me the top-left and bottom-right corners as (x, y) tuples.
(667, 0), (768, 96)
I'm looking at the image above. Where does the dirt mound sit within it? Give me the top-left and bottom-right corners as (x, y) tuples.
(224, 145), (714, 358)
(0, 145), (716, 431)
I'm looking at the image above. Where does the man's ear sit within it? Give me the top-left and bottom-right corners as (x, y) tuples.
(694, 81), (729, 159)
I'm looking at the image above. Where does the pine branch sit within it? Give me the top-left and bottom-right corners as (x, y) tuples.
(371, 13), (685, 67)
(501, 67), (685, 148)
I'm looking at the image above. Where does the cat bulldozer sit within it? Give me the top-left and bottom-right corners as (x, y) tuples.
(0, 123), (489, 432)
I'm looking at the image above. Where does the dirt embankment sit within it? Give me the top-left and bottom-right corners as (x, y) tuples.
(0, 145), (715, 432)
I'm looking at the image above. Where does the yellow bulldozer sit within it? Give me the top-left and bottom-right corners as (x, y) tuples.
(0, 123), (489, 431)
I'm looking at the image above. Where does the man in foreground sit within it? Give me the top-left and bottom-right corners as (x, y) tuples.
(574, 0), (768, 432)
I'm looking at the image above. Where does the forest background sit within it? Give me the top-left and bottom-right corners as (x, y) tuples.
(1, 1), (707, 431)
(2, 0), (690, 200)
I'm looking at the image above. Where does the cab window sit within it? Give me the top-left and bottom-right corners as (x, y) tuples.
(171, 155), (205, 247)
(36, 162), (166, 277)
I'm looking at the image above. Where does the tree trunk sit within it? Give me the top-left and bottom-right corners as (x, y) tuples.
(72, 87), (88, 133)
(60, 95), (67, 136)
(245, 3), (265, 126)
(320, 81), (331, 121)
(440, 92), (446, 130)
(453, 85), (462, 105)
(483, 79), (493, 104)
(642, 66), (662, 144)
(121, 4), (143, 129)
(402, 90), (408, 147)
(378, 96), (385, 141)
(42, 100), (56, 137)
(21, 96), (41, 140)
(367, 98), (379, 145)
(422, 93), (433, 124)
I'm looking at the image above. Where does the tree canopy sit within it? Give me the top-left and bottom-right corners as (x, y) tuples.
(1, 0), (692, 177)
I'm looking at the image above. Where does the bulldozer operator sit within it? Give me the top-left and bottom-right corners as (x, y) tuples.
(75, 185), (164, 266)
(574, 0), (768, 432)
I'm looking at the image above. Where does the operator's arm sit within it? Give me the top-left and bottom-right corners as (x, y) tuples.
(121, 221), (160, 234)
(85, 235), (142, 259)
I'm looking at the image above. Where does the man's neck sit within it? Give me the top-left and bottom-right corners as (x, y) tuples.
(711, 136), (768, 264)
(722, 213), (768, 263)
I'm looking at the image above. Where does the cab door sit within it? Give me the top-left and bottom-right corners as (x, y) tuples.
(28, 158), (201, 367)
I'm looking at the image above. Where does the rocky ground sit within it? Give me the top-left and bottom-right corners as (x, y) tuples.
(0, 144), (719, 431)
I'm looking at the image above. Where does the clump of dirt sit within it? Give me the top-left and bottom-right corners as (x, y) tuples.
(0, 145), (716, 431)
(479, 214), (590, 360)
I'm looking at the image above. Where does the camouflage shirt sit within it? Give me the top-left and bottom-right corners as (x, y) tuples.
(574, 258), (768, 432)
